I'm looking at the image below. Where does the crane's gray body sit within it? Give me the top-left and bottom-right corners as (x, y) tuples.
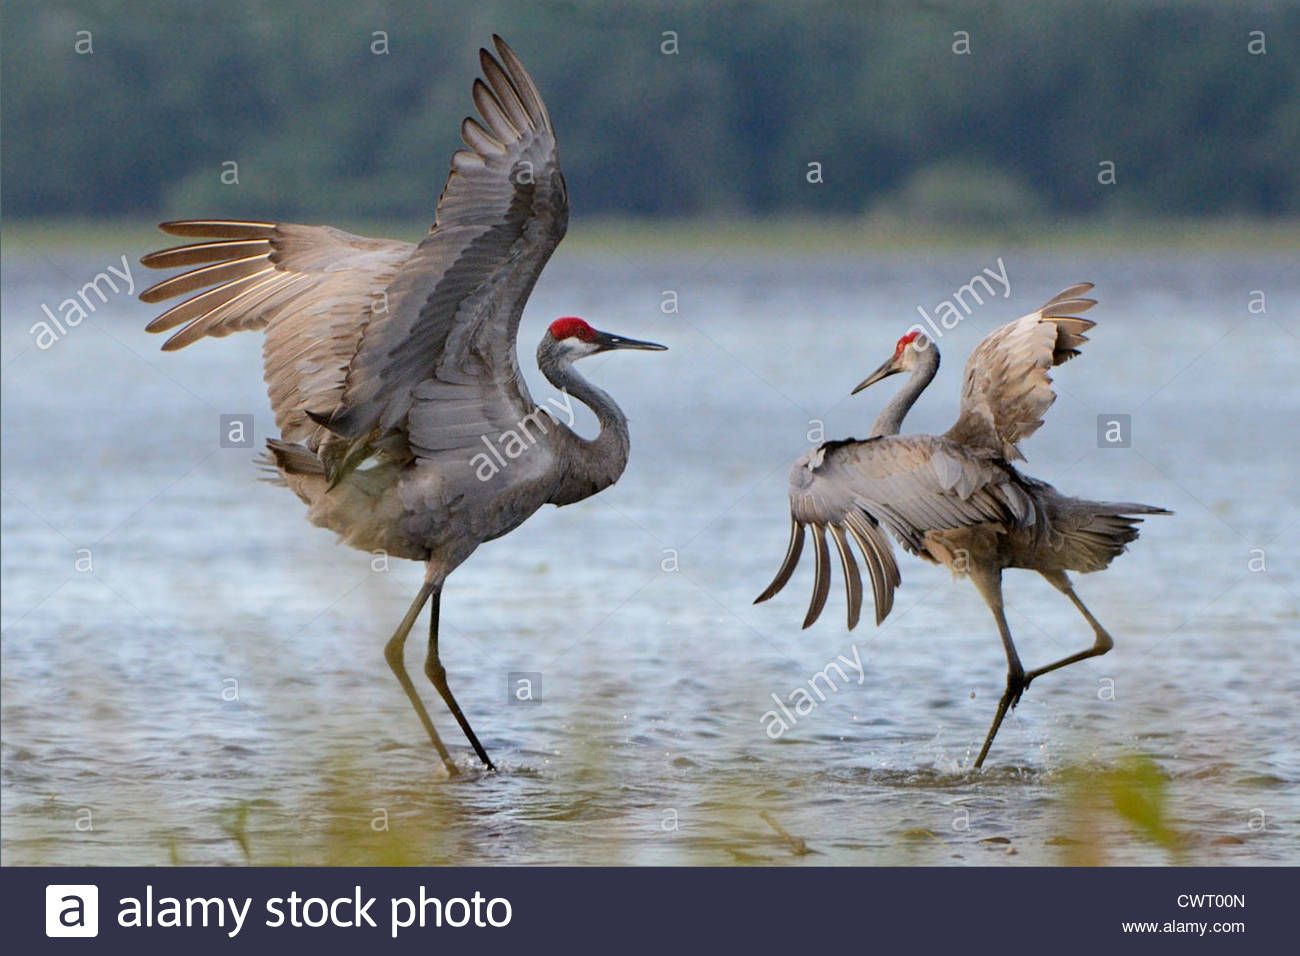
(265, 339), (633, 575)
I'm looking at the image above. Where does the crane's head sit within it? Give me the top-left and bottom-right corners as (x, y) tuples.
(851, 329), (933, 394)
(543, 317), (667, 360)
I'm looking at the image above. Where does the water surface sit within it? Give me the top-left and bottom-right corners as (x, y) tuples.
(3, 244), (1297, 864)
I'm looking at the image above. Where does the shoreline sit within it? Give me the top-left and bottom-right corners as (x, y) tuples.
(4, 216), (1298, 255)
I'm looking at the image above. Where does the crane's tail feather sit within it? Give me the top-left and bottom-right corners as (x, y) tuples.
(261, 438), (326, 479)
(755, 511), (901, 630)
(1053, 500), (1172, 573)
(1096, 501), (1173, 516)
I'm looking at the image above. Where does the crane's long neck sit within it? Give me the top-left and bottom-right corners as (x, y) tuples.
(870, 345), (940, 437)
(540, 352), (631, 505)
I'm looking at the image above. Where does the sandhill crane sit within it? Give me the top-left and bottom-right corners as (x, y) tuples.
(755, 284), (1170, 767)
(138, 36), (665, 774)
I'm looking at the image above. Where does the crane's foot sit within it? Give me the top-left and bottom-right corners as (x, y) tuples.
(974, 667), (1027, 768)
(425, 658), (497, 772)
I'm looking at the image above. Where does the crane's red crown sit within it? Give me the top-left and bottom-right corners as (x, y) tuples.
(549, 317), (597, 342)
(894, 330), (922, 356)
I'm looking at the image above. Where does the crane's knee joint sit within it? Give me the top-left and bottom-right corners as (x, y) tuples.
(1095, 630), (1114, 653)
(424, 657), (447, 686)
(383, 637), (406, 669)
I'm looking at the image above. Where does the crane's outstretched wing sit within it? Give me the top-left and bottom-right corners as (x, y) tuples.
(755, 435), (1040, 629)
(314, 35), (568, 476)
(140, 221), (414, 447)
(944, 283), (1097, 461)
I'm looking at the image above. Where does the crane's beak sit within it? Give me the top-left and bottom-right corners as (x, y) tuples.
(592, 330), (668, 353)
(851, 356), (900, 394)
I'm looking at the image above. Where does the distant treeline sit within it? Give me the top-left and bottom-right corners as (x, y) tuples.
(3, 1), (1297, 222)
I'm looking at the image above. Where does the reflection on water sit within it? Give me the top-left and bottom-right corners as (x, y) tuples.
(3, 246), (1297, 865)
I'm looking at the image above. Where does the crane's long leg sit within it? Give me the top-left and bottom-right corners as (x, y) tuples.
(1022, 570), (1114, 688)
(971, 568), (1026, 769)
(384, 578), (458, 775)
(424, 590), (496, 771)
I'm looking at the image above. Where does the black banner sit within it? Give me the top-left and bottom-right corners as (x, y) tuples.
(4, 866), (1287, 952)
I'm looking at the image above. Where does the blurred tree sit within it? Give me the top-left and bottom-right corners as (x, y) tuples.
(2, 0), (1296, 221)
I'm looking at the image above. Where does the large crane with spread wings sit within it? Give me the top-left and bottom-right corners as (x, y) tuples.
(755, 285), (1169, 767)
(139, 36), (666, 774)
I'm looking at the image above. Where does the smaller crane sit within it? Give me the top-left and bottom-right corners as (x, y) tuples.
(755, 284), (1170, 767)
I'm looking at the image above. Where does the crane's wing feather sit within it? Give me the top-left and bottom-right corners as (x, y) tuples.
(755, 435), (1039, 629)
(318, 35), (567, 473)
(944, 283), (1097, 461)
(140, 221), (414, 448)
